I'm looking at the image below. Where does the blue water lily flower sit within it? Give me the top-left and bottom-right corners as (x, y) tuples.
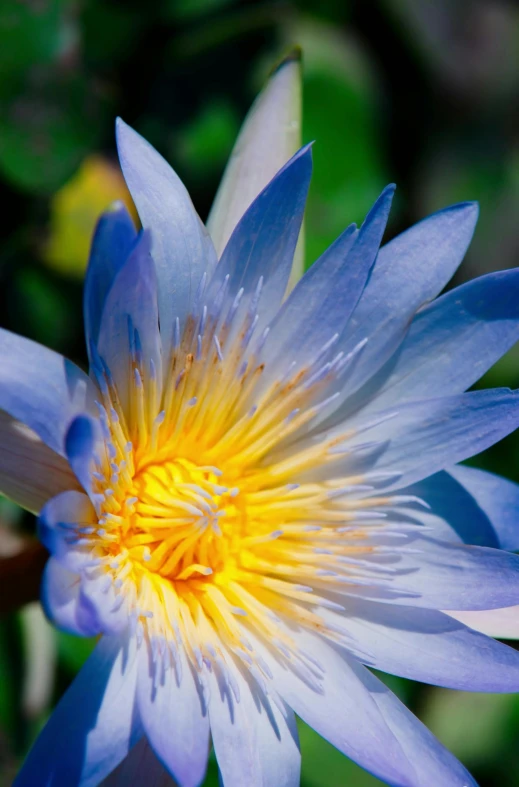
(5, 55), (519, 787)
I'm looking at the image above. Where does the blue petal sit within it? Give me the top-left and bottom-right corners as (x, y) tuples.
(41, 558), (100, 637)
(96, 230), (162, 414)
(251, 631), (415, 785)
(38, 490), (97, 572)
(257, 630), (475, 786)
(0, 329), (95, 456)
(84, 202), (137, 358)
(449, 464), (519, 551)
(137, 643), (209, 786)
(0, 410), (77, 514)
(208, 661), (300, 787)
(15, 635), (139, 787)
(354, 267), (519, 416)
(396, 470), (499, 547)
(207, 54), (302, 261)
(209, 144), (312, 332)
(324, 600), (519, 691)
(344, 388), (519, 489)
(352, 537), (519, 611)
(447, 605), (519, 640)
(65, 415), (100, 498)
(79, 571), (130, 636)
(103, 737), (176, 787)
(116, 119), (217, 361)
(326, 201), (479, 412)
(263, 185), (394, 378)
(358, 658), (477, 786)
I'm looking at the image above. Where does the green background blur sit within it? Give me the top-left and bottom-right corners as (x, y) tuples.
(0, 0), (518, 784)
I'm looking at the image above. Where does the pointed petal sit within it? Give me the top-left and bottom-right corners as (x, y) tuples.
(358, 658), (477, 786)
(41, 557), (100, 637)
(15, 635), (139, 787)
(322, 600), (519, 691)
(344, 388), (519, 489)
(116, 119), (217, 360)
(0, 410), (77, 514)
(325, 201), (480, 412)
(84, 202), (137, 357)
(97, 230), (162, 414)
(137, 643), (209, 787)
(0, 329), (95, 456)
(355, 267), (519, 416)
(263, 185), (394, 378)
(358, 537), (519, 611)
(207, 52), (302, 265)
(447, 606), (519, 639)
(257, 629), (475, 786)
(399, 470), (499, 548)
(103, 738), (176, 787)
(209, 144), (312, 331)
(208, 661), (300, 787)
(249, 631), (414, 785)
(449, 464), (519, 551)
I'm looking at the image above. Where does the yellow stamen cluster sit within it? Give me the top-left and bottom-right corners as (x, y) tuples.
(82, 302), (397, 675)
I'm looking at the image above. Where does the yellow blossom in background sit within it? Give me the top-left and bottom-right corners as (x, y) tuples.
(44, 155), (138, 278)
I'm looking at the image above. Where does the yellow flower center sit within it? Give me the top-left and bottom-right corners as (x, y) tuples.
(81, 306), (396, 676)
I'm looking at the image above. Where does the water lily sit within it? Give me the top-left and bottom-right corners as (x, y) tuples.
(5, 53), (519, 787)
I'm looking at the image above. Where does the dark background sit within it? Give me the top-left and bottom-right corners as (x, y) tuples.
(0, 0), (518, 784)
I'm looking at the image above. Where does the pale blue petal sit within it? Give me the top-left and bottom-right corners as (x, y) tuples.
(449, 464), (519, 551)
(354, 268), (519, 415)
(357, 658), (477, 786)
(0, 329), (95, 456)
(344, 388), (519, 489)
(97, 230), (162, 414)
(103, 738), (176, 787)
(447, 605), (519, 640)
(41, 558), (100, 637)
(84, 202), (137, 357)
(116, 119), (217, 360)
(263, 185), (394, 377)
(79, 571), (130, 635)
(15, 635), (139, 787)
(258, 629), (475, 786)
(324, 600), (519, 690)
(208, 661), (300, 787)
(394, 471), (499, 547)
(209, 144), (312, 330)
(320, 202), (479, 427)
(353, 537), (519, 611)
(0, 410), (77, 514)
(250, 630), (414, 785)
(207, 54), (301, 261)
(38, 490), (97, 572)
(137, 643), (209, 787)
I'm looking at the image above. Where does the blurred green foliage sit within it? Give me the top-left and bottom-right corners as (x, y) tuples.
(0, 0), (518, 785)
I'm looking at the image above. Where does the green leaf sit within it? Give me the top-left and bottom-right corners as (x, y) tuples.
(13, 268), (75, 350)
(165, 0), (236, 22)
(175, 101), (239, 181)
(0, 0), (75, 83)
(0, 72), (105, 194)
